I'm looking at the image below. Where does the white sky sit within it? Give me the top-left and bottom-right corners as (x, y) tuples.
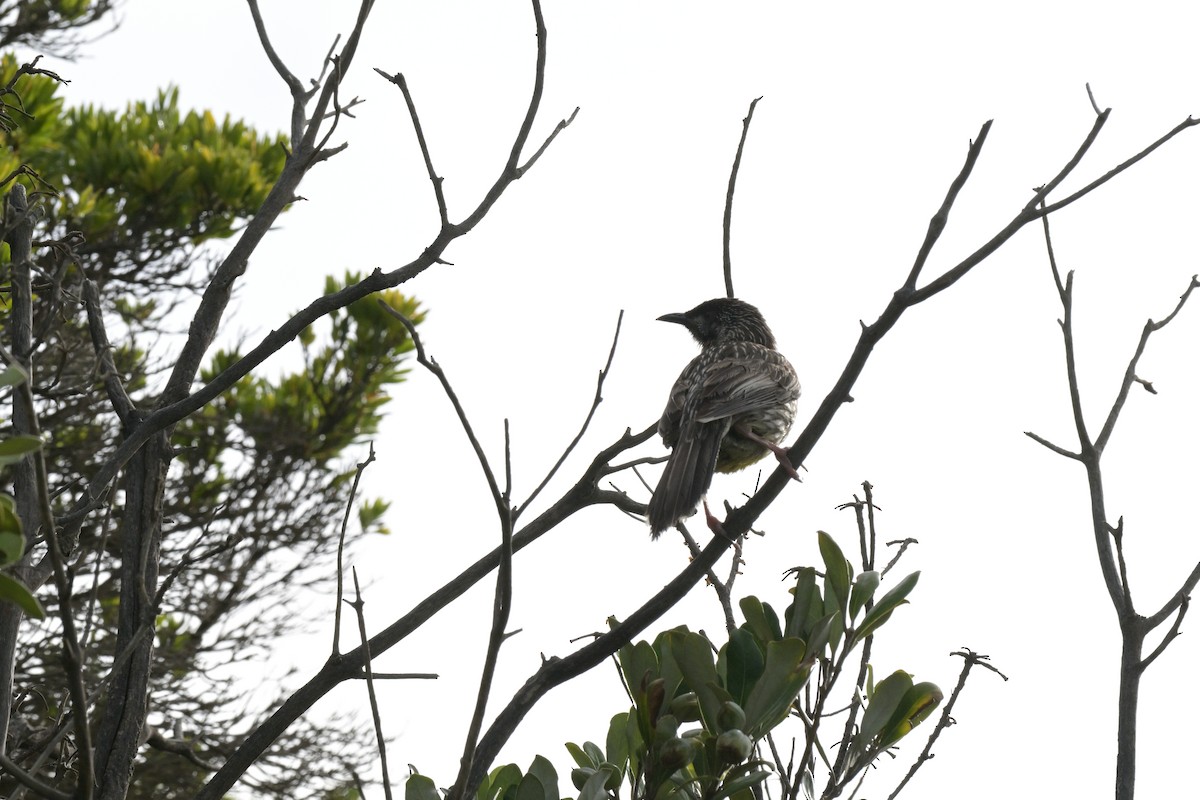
(37, 1), (1200, 797)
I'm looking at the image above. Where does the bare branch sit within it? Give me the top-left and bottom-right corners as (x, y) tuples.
(378, 301), (505, 508)
(723, 96), (761, 299)
(1023, 430), (1080, 459)
(887, 649), (1007, 800)
(347, 568), (394, 800)
(518, 309), (624, 520)
(1096, 274), (1200, 453)
(333, 443), (377, 656)
(375, 69), (449, 227)
(1141, 596), (1188, 671)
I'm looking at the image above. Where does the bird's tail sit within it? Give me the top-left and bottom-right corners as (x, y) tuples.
(648, 419), (729, 538)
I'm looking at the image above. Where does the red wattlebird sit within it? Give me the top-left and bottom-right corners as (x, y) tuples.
(647, 298), (800, 538)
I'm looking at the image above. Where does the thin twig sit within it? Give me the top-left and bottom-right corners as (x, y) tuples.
(518, 310), (624, 520)
(333, 443), (378, 656)
(1141, 596), (1189, 671)
(348, 568), (394, 800)
(375, 69), (449, 227)
(723, 97), (761, 299)
(887, 650), (1006, 800)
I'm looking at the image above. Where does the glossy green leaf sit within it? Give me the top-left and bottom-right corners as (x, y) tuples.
(849, 570), (880, 620)
(817, 531), (852, 614)
(802, 611), (837, 662)
(857, 671), (912, 746)
(479, 764), (523, 800)
(784, 568), (816, 639)
(405, 773), (440, 800)
(576, 766), (609, 800)
(713, 769), (771, 800)
(514, 773), (546, 800)
(878, 681), (943, 748)
(739, 595), (782, 644)
(723, 627), (765, 707)
(605, 712), (631, 772)
(0, 572), (44, 618)
(667, 630), (723, 732)
(853, 571), (920, 645)
(0, 529), (23, 565)
(0, 435), (43, 466)
(526, 756), (559, 800)
(0, 363), (28, 388)
(565, 742), (595, 770)
(740, 638), (812, 738)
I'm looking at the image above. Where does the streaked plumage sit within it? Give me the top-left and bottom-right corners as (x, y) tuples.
(648, 298), (800, 538)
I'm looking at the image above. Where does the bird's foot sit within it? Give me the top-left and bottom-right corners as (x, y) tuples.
(703, 500), (734, 540)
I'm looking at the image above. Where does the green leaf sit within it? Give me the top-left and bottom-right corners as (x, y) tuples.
(784, 568), (818, 639)
(857, 671), (912, 746)
(723, 627), (765, 708)
(514, 773), (547, 800)
(0, 435), (43, 466)
(849, 570), (880, 620)
(802, 612), (837, 662)
(0, 363), (28, 388)
(712, 770), (771, 800)
(526, 756), (559, 800)
(739, 595), (782, 643)
(817, 531), (852, 615)
(666, 630), (723, 732)
(406, 773), (441, 800)
(605, 713), (631, 771)
(0, 572), (44, 619)
(740, 638), (812, 739)
(576, 766), (609, 800)
(479, 764), (523, 800)
(565, 742), (595, 770)
(0, 530), (23, 565)
(853, 571), (920, 645)
(878, 681), (943, 748)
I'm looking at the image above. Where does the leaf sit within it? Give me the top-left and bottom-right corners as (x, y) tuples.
(0, 530), (23, 565)
(0, 435), (42, 466)
(802, 612), (837, 663)
(514, 773), (547, 800)
(878, 681), (943, 748)
(565, 742), (595, 770)
(526, 755), (559, 800)
(849, 570), (880, 620)
(406, 773), (441, 800)
(0, 573), (44, 618)
(853, 571), (920, 645)
(723, 627), (765, 707)
(479, 764), (523, 800)
(712, 769), (771, 800)
(667, 630), (723, 732)
(0, 363), (28, 388)
(784, 568), (819, 639)
(817, 531), (852, 615)
(605, 713), (631, 771)
(576, 766), (609, 800)
(856, 671), (912, 749)
(739, 595), (782, 643)
(740, 638), (813, 738)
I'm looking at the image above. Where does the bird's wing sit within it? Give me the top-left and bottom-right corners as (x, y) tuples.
(693, 345), (800, 423)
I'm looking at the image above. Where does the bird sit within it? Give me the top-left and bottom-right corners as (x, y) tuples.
(647, 298), (800, 539)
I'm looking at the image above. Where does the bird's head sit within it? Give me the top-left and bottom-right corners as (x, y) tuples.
(658, 297), (776, 349)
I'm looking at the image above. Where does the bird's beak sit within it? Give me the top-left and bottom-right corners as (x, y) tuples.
(657, 312), (688, 326)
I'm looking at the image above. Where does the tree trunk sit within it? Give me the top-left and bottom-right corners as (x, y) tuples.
(1115, 618), (1144, 800)
(93, 436), (171, 800)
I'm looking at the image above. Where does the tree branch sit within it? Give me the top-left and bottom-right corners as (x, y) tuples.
(723, 96), (761, 299)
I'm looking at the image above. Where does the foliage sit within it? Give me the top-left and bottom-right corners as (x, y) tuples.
(414, 530), (941, 800)
(0, 41), (421, 800)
